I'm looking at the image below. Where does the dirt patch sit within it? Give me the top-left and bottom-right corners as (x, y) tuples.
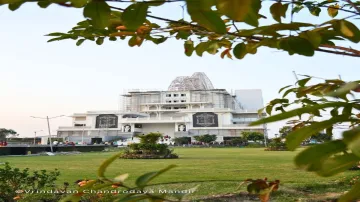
(193, 192), (259, 202)
(308, 192), (342, 201)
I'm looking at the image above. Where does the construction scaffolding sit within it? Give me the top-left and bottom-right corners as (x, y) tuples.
(120, 73), (243, 111)
(168, 72), (214, 91)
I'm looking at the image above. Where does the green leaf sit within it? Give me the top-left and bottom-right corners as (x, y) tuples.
(37, 1), (51, 8)
(332, 20), (360, 43)
(298, 77), (311, 87)
(326, 126), (333, 137)
(342, 104), (353, 115)
(128, 36), (137, 47)
(121, 3), (149, 30)
(147, 0), (165, 6)
(47, 35), (76, 43)
(8, 1), (23, 11)
(343, 127), (360, 157)
(0, 0), (22, 4)
(45, 32), (65, 37)
(70, 0), (88, 8)
(206, 41), (220, 54)
(83, 1), (111, 29)
(135, 165), (176, 188)
(295, 140), (348, 171)
(270, 2), (289, 23)
(318, 153), (360, 177)
(146, 35), (167, 44)
(299, 31), (322, 48)
(270, 98), (289, 105)
(339, 180), (360, 202)
(187, 0), (226, 33)
(128, 36), (143, 47)
(292, 5), (304, 14)
(184, 40), (194, 56)
(282, 88), (296, 97)
(233, 43), (247, 59)
(308, 6), (321, 16)
(330, 108), (339, 116)
(327, 81), (359, 97)
(327, 4), (339, 18)
(286, 117), (350, 150)
(216, 0), (261, 27)
(109, 36), (117, 41)
(279, 37), (315, 56)
(278, 85), (292, 93)
(176, 30), (191, 40)
(76, 39), (85, 46)
(195, 42), (210, 56)
(265, 105), (273, 115)
(96, 37), (104, 45)
(97, 152), (123, 179)
(250, 102), (351, 126)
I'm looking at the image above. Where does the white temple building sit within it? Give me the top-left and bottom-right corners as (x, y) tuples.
(57, 73), (267, 144)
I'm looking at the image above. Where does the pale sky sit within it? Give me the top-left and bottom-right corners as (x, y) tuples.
(0, 2), (358, 138)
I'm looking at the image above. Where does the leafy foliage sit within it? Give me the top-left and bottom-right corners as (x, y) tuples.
(173, 137), (191, 145)
(137, 132), (162, 144)
(242, 131), (265, 142)
(121, 133), (178, 159)
(60, 153), (190, 202)
(193, 134), (217, 144)
(266, 138), (287, 151)
(238, 178), (280, 202)
(310, 132), (332, 143)
(279, 126), (292, 138)
(1, 0), (360, 58)
(0, 162), (60, 201)
(0, 128), (17, 140)
(230, 137), (246, 145)
(251, 77), (360, 201)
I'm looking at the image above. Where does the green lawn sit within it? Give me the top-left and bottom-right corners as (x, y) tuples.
(1, 148), (358, 201)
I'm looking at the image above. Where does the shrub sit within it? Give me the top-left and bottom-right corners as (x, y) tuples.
(194, 134), (217, 145)
(121, 133), (178, 159)
(246, 143), (264, 148)
(0, 162), (61, 202)
(173, 137), (190, 145)
(265, 138), (287, 151)
(137, 132), (162, 144)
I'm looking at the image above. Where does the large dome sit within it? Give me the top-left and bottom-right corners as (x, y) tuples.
(168, 72), (214, 91)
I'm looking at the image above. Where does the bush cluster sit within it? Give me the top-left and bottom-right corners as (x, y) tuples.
(0, 163), (62, 202)
(265, 138), (288, 151)
(121, 133), (178, 159)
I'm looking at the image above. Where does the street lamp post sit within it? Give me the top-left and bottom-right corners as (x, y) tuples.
(30, 115), (65, 153)
(34, 130), (43, 145)
(81, 124), (85, 145)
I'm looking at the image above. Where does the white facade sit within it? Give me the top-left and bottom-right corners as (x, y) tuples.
(57, 73), (266, 144)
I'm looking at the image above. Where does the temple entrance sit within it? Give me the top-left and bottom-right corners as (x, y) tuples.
(91, 138), (102, 144)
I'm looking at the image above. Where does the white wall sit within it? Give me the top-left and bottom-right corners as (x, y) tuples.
(219, 113), (232, 126)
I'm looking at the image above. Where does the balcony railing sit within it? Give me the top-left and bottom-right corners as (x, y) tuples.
(141, 108), (187, 112)
(58, 126), (91, 130)
(120, 117), (188, 122)
(221, 124), (265, 128)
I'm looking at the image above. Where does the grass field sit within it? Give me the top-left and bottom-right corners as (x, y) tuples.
(1, 148), (358, 201)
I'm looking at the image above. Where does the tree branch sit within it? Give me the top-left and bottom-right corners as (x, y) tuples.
(316, 48), (360, 57)
(345, 0), (360, 13)
(320, 44), (360, 56)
